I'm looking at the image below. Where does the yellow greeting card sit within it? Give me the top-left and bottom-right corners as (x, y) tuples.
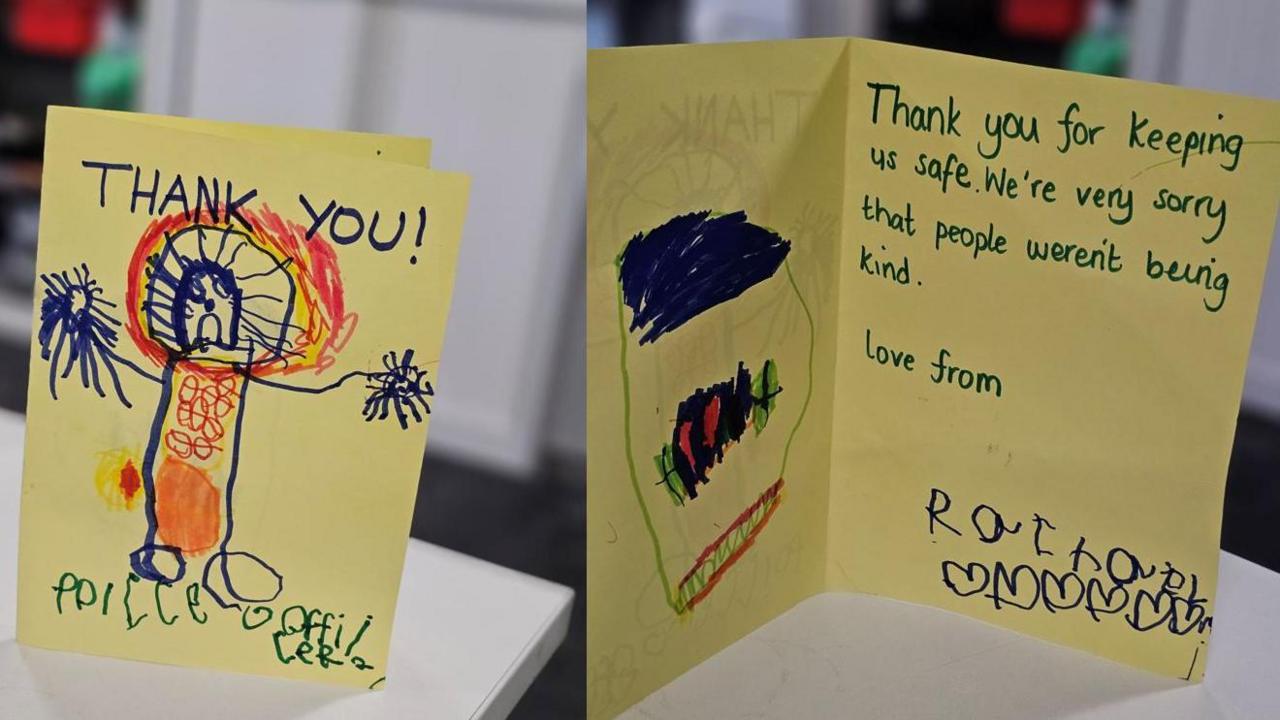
(17, 107), (468, 689)
(588, 39), (1280, 718)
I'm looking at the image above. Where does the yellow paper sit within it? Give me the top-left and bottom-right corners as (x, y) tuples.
(588, 38), (1280, 717)
(91, 108), (433, 166)
(17, 107), (468, 689)
(588, 39), (847, 717)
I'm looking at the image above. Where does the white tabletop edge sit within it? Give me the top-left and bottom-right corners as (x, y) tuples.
(619, 550), (1280, 720)
(0, 408), (575, 720)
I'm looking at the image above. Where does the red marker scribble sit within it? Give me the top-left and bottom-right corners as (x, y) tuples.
(701, 396), (720, 447)
(119, 460), (142, 504)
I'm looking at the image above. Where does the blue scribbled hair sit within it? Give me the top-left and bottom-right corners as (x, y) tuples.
(618, 210), (791, 345)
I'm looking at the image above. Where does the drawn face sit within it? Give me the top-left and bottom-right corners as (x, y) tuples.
(141, 224), (298, 366)
(176, 263), (241, 353)
(608, 210), (799, 615)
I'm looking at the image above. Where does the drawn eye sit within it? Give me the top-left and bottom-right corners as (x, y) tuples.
(213, 278), (233, 298)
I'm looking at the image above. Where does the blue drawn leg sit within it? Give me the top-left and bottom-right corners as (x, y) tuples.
(131, 363), (185, 583)
(195, 370), (284, 608)
(201, 550), (284, 608)
(129, 543), (187, 583)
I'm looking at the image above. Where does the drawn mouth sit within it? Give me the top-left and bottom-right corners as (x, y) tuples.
(675, 477), (784, 612)
(196, 313), (223, 346)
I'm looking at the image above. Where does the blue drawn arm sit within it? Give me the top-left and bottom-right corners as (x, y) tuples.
(244, 369), (372, 395)
(244, 348), (433, 429)
(37, 264), (159, 409)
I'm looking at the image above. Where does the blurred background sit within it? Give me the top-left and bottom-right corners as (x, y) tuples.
(587, 0), (1280, 594)
(3, 1), (1280, 718)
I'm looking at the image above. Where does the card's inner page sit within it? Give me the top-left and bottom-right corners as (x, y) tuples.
(586, 39), (847, 718)
(17, 108), (467, 687)
(91, 108), (433, 166)
(827, 38), (1280, 680)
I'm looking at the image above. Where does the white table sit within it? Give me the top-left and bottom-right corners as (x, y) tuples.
(0, 411), (573, 720)
(622, 552), (1278, 719)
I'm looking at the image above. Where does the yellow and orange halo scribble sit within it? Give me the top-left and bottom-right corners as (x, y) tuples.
(93, 447), (143, 511)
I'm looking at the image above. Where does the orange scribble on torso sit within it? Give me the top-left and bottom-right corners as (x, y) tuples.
(153, 455), (221, 555)
(164, 372), (240, 462)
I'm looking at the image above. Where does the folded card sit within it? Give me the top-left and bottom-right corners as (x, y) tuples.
(587, 38), (1280, 718)
(17, 107), (468, 688)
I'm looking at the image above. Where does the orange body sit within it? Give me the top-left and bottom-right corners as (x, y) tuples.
(152, 367), (244, 555)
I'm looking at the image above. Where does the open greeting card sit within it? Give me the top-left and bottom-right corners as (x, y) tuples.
(16, 108), (468, 688)
(587, 39), (1280, 717)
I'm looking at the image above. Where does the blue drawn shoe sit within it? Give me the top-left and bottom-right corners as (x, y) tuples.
(201, 550), (284, 608)
(129, 543), (187, 584)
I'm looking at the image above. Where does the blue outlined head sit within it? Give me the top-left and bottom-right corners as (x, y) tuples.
(142, 224), (299, 366)
(172, 258), (243, 353)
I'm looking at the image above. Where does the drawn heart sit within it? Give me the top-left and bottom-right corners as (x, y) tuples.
(1128, 589), (1175, 632)
(988, 562), (1040, 610)
(1166, 594), (1210, 636)
(941, 560), (990, 598)
(1084, 577), (1129, 621)
(1040, 568), (1085, 612)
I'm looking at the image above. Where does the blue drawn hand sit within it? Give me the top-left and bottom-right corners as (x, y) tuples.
(363, 349), (433, 429)
(37, 264), (137, 407)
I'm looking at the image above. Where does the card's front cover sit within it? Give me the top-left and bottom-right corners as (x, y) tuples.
(16, 108), (468, 688)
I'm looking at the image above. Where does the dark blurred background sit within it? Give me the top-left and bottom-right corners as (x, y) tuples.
(4, 1), (1280, 719)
